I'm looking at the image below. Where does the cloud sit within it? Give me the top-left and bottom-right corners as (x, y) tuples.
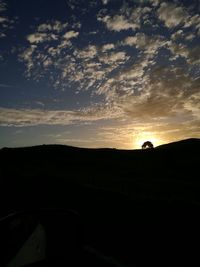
(38, 21), (68, 33)
(123, 33), (166, 55)
(69, 46), (130, 90)
(167, 41), (200, 64)
(27, 32), (58, 44)
(0, 1), (14, 39)
(67, 0), (76, 10)
(0, 32), (5, 38)
(18, 0), (200, 127)
(88, 31), (98, 35)
(187, 46), (200, 65)
(102, 0), (110, 5)
(21, 21), (131, 92)
(0, 16), (7, 23)
(63, 30), (79, 40)
(118, 66), (200, 121)
(149, 0), (160, 7)
(98, 14), (139, 31)
(102, 43), (115, 52)
(185, 33), (195, 41)
(19, 45), (37, 77)
(98, 51), (128, 65)
(167, 41), (189, 61)
(0, 105), (122, 127)
(96, 55), (151, 102)
(171, 30), (184, 41)
(95, 53), (200, 130)
(157, 1), (200, 36)
(74, 45), (97, 59)
(26, 21), (76, 44)
(184, 14), (200, 32)
(96, 30), (170, 102)
(20, 20), (81, 87)
(157, 2), (187, 28)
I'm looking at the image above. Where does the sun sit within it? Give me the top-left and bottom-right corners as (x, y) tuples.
(134, 132), (163, 149)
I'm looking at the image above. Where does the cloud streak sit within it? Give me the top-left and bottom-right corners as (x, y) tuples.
(0, 105), (123, 127)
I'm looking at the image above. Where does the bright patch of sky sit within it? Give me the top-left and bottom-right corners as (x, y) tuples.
(0, 0), (200, 148)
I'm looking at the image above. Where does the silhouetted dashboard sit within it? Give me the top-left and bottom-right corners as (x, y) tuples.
(1, 206), (200, 266)
(0, 209), (118, 267)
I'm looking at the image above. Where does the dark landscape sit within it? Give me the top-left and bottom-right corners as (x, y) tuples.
(0, 138), (200, 266)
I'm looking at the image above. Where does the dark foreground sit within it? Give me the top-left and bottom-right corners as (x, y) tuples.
(0, 138), (200, 266)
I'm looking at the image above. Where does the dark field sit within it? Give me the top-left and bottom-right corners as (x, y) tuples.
(0, 138), (200, 266)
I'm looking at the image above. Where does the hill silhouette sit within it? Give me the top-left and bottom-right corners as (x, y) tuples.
(156, 137), (200, 150)
(0, 138), (200, 266)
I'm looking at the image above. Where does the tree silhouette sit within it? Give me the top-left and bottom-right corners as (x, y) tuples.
(142, 141), (154, 149)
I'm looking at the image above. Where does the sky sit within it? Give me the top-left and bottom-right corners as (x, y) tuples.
(0, 0), (199, 149)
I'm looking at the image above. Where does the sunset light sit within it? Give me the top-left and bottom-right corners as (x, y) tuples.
(134, 133), (164, 149)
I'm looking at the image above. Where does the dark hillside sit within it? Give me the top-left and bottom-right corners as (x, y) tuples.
(156, 138), (200, 151)
(0, 138), (200, 217)
(0, 139), (200, 266)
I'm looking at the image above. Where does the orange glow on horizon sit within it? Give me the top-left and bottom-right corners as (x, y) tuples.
(133, 132), (165, 149)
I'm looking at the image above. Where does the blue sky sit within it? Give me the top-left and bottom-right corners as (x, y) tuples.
(0, 0), (200, 149)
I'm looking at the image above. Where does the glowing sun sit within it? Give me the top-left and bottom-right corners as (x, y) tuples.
(134, 133), (163, 149)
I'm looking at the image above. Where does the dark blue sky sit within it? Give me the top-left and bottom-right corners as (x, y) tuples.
(0, 0), (200, 148)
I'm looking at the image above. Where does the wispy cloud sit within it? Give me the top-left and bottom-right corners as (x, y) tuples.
(0, 1), (11, 39)
(97, 14), (139, 32)
(0, 105), (123, 127)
